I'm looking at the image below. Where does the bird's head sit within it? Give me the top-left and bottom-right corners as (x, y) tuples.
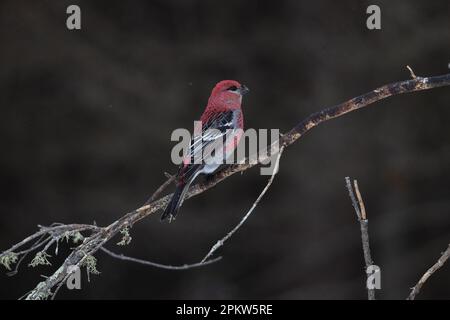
(207, 80), (249, 110)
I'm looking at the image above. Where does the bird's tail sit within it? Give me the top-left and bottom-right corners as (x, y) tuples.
(162, 166), (202, 221)
(161, 180), (192, 221)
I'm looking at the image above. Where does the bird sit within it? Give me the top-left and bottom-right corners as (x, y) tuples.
(161, 80), (249, 221)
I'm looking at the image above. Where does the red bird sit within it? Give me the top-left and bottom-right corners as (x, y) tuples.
(162, 80), (249, 220)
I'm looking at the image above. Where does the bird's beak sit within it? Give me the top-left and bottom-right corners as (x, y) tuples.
(238, 85), (250, 95)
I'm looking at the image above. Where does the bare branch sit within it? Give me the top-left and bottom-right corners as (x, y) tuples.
(201, 146), (284, 263)
(346, 178), (361, 220)
(353, 180), (367, 220)
(100, 247), (221, 270)
(407, 244), (450, 300)
(346, 177), (375, 300)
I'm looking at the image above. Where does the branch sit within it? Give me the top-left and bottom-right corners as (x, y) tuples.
(144, 172), (175, 205)
(1, 71), (449, 299)
(201, 146), (284, 263)
(346, 177), (375, 300)
(407, 244), (450, 300)
(100, 247), (222, 270)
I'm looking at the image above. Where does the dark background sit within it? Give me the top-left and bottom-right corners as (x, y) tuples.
(0, 0), (449, 299)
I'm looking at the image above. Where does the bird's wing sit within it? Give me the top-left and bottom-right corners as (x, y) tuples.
(180, 109), (241, 178)
(189, 109), (241, 158)
(203, 109), (241, 132)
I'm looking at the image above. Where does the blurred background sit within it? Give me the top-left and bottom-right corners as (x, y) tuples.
(0, 0), (449, 299)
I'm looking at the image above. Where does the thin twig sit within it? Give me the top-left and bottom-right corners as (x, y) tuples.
(346, 178), (361, 220)
(1, 224), (95, 256)
(407, 65), (418, 79)
(6, 234), (48, 276)
(201, 146), (284, 263)
(144, 173), (176, 205)
(407, 244), (450, 300)
(354, 180), (367, 220)
(346, 177), (375, 300)
(100, 247), (221, 270)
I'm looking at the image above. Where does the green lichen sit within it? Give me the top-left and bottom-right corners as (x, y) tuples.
(117, 227), (132, 246)
(82, 254), (100, 275)
(63, 231), (84, 244)
(0, 252), (18, 271)
(71, 232), (84, 244)
(29, 251), (52, 267)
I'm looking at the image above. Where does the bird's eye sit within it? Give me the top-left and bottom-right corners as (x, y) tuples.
(227, 86), (238, 91)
